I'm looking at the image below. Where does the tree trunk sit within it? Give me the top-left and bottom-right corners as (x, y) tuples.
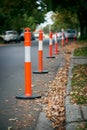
(77, 14), (86, 38)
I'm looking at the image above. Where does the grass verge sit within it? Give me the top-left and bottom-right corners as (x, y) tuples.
(74, 47), (87, 56)
(76, 122), (87, 130)
(70, 64), (87, 105)
(70, 47), (87, 105)
(70, 46), (87, 129)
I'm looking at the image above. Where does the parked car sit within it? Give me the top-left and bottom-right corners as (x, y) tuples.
(57, 32), (63, 40)
(19, 31), (35, 41)
(33, 32), (39, 39)
(3, 30), (19, 43)
(64, 29), (77, 39)
(57, 32), (62, 38)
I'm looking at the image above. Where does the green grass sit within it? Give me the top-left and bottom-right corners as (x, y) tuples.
(70, 64), (87, 105)
(74, 47), (87, 56)
(70, 47), (87, 105)
(76, 122), (87, 130)
(71, 45), (87, 130)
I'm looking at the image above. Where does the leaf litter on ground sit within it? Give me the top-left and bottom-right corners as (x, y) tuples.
(43, 44), (73, 129)
(43, 42), (87, 130)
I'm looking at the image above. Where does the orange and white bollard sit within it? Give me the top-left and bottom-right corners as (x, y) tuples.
(47, 31), (55, 58)
(65, 32), (68, 44)
(74, 35), (77, 41)
(54, 33), (59, 54)
(16, 28), (41, 99)
(61, 32), (65, 46)
(33, 30), (48, 74)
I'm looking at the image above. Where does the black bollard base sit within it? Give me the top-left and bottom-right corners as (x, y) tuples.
(33, 70), (48, 74)
(16, 94), (41, 99)
(46, 56), (55, 58)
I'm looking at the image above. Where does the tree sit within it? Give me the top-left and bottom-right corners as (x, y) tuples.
(42, 0), (87, 39)
(0, 0), (46, 33)
(51, 10), (79, 31)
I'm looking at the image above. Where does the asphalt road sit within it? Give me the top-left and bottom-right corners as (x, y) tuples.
(0, 39), (51, 95)
(0, 38), (65, 130)
(0, 39), (59, 130)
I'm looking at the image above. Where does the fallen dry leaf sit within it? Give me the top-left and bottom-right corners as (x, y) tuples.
(43, 43), (80, 129)
(20, 43), (87, 129)
(43, 62), (69, 129)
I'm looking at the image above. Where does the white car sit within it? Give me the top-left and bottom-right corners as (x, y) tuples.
(64, 29), (77, 39)
(33, 32), (39, 39)
(3, 30), (19, 43)
(57, 32), (62, 40)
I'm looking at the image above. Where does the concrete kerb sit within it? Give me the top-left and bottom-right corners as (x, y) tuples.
(35, 112), (54, 130)
(65, 49), (87, 130)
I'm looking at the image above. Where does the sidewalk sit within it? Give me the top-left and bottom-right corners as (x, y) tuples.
(65, 50), (87, 130)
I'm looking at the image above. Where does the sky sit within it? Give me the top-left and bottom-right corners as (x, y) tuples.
(36, 11), (54, 30)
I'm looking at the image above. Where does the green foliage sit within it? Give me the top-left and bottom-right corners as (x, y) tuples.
(78, 34), (87, 41)
(42, 0), (87, 39)
(74, 47), (87, 56)
(70, 64), (87, 105)
(0, 0), (46, 33)
(43, 25), (49, 33)
(51, 10), (79, 31)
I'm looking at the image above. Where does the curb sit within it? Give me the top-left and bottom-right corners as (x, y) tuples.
(35, 112), (54, 130)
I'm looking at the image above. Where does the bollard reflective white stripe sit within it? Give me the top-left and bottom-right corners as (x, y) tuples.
(62, 35), (64, 39)
(49, 39), (52, 45)
(25, 46), (31, 62)
(54, 33), (58, 54)
(39, 40), (43, 51)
